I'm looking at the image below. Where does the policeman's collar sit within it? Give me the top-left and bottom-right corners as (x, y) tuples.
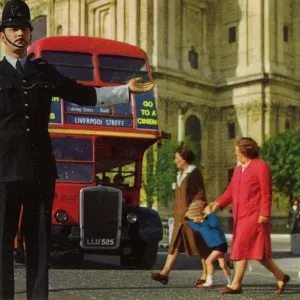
(5, 54), (27, 70)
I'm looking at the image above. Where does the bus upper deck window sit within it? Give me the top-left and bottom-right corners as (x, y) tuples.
(98, 55), (149, 84)
(51, 137), (93, 161)
(41, 50), (94, 82)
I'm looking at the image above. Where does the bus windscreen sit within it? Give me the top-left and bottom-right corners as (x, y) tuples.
(41, 51), (94, 82)
(98, 55), (149, 84)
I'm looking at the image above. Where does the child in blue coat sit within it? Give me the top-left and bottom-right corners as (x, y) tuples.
(186, 202), (231, 288)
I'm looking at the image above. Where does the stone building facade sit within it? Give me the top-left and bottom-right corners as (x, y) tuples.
(1, 0), (300, 205)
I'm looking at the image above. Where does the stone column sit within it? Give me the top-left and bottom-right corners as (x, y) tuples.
(277, 104), (288, 133)
(47, 0), (54, 36)
(110, 0), (116, 40)
(200, 6), (211, 77)
(276, 0), (284, 66)
(235, 103), (249, 137)
(139, 0), (153, 58)
(116, 0), (125, 42)
(177, 108), (184, 143)
(80, 0), (86, 36)
(167, 0), (178, 69)
(205, 107), (222, 200)
(127, 0), (139, 45)
(152, 0), (166, 67)
(247, 101), (264, 146)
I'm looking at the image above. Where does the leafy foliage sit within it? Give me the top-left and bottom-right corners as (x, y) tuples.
(260, 130), (300, 205)
(156, 139), (178, 206)
(142, 146), (156, 208)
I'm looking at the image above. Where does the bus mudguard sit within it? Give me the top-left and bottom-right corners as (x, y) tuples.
(126, 207), (163, 243)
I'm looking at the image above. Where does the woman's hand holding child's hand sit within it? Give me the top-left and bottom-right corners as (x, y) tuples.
(204, 205), (212, 215)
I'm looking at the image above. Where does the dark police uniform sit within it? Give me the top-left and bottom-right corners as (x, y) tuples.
(0, 1), (129, 300)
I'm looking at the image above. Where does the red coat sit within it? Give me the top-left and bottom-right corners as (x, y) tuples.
(217, 158), (272, 260)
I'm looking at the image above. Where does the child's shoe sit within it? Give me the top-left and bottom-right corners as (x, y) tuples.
(197, 282), (214, 289)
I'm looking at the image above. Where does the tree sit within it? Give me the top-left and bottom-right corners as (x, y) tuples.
(260, 130), (300, 207)
(142, 145), (156, 208)
(156, 139), (178, 206)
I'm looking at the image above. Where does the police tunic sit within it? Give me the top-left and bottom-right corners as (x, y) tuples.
(0, 57), (98, 182)
(0, 56), (129, 300)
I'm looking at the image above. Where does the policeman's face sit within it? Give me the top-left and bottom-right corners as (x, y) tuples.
(0, 27), (31, 49)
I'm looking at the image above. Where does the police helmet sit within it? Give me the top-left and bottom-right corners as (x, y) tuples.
(0, 0), (33, 32)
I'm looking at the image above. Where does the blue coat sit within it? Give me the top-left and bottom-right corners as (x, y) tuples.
(188, 213), (227, 248)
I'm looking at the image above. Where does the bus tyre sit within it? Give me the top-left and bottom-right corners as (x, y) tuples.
(120, 255), (134, 267)
(136, 241), (158, 270)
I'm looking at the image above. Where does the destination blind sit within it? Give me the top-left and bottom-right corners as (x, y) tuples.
(49, 92), (158, 131)
(49, 97), (63, 124)
(135, 91), (158, 130)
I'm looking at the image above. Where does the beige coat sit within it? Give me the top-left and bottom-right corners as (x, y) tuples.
(168, 167), (210, 257)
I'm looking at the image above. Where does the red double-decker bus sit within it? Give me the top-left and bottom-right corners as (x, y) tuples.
(18, 36), (169, 269)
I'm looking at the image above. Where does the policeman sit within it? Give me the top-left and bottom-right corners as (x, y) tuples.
(0, 1), (154, 299)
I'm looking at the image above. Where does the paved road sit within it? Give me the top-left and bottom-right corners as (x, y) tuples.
(14, 242), (300, 300)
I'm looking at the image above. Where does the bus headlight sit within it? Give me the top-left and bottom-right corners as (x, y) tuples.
(55, 210), (68, 223)
(126, 212), (137, 224)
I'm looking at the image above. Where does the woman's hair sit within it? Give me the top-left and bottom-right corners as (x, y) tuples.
(176, 145), (195, 164)
(236, 137), (259, 159)
(292, 198), (299, 205)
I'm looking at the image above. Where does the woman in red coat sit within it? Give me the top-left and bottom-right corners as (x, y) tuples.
(209, 137), (289, 294)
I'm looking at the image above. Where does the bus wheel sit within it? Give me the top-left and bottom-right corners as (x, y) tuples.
(120, 255), (135, 267)
(136, 241), (158, 270)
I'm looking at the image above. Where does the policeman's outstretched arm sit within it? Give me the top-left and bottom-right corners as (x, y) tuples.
(127, 77), (155, 94)
(94, 77), (154, 107)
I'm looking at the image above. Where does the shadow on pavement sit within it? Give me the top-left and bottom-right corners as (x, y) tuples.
(14, 283), (300, 294)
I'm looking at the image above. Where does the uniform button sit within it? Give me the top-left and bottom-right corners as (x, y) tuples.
(26, 128), (30, 132)
(24, 103), (28, 107)
(25, 116), (29, 119)
(24, 91), (28, 95)
(23, 80), (26, 83)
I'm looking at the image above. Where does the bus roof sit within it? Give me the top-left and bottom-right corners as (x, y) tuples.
(28, 36), (147, 59)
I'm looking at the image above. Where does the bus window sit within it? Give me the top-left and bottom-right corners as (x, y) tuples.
(52, 137), (93, 183)
(52, 137), (93, 161)
(96, 162), (136, 188)
(98, 55), (149, 84)
(41, 50), (94, 81)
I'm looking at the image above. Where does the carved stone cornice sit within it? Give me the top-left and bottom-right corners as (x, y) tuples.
(234, 103), (249, 115)
(287, 105), (296, 118)
(222, 106), (236, 121)
(184, 0), (208, 9)
(263, 102), (280, 114)
(248, 102), (263, 115)
(178, 102), (193, 115)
